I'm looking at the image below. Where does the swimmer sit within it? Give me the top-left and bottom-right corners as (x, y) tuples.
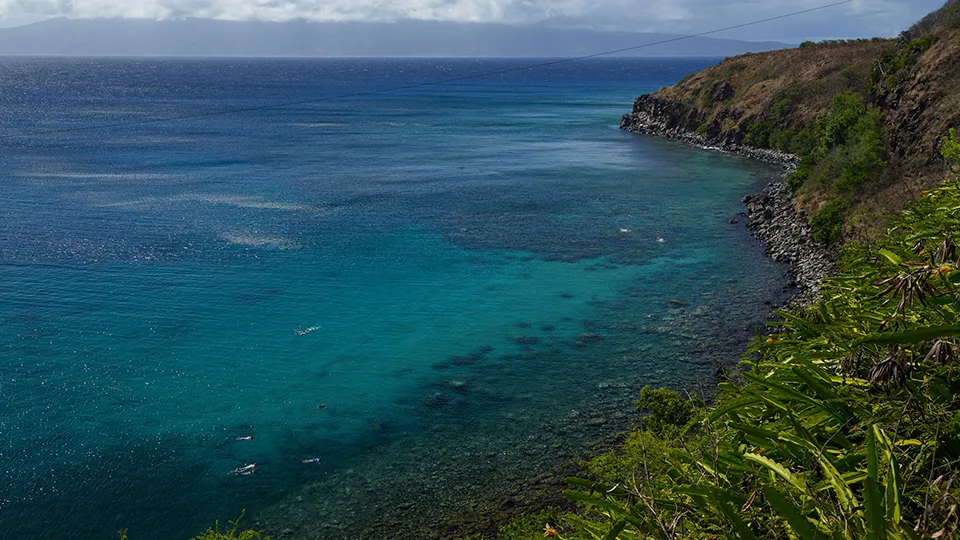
(227, 435), (252, 441)
(233, 463), (257, 476)
(301, 457), (322, 464)
(656, 235), (665, 243)
(317, 404), (326, 409)
(296, 325), (320, 336)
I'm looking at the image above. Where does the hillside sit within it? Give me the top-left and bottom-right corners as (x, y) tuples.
(521, 4), (960, 540)
(0, 18), (790, 57)
(620, 0), (960, 243)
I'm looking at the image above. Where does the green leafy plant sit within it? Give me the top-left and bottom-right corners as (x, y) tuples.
(811, 197), (848, 243)
(191, 512), (267, 540)
(559, 135), (960, 539)
(123, 512), (268, 540)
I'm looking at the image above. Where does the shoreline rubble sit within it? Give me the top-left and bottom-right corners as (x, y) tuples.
(619, 112), (836, 306)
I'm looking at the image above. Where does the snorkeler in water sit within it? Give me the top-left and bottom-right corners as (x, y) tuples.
(301, 457), (321, 464)
(296, 325), (321, 336)
(233, 463), (257, 476)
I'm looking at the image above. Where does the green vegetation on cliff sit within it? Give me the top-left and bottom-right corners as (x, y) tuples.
(780, 91), (887, 242)
(525, 132), (960, 539)
(623, 0), (960, 245)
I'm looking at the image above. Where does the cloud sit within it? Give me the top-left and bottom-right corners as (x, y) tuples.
(0, 0), (947, 39)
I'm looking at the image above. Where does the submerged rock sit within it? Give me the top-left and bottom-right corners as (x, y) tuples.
(425, 392), (447, 409)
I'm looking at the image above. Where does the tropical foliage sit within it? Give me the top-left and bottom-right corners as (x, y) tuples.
(124, 512), (267, 540)
(556, 136), (960, 539)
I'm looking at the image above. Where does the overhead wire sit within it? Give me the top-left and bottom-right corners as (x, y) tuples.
(2, 0), (854, 141)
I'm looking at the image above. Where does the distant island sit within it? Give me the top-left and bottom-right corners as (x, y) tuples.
(0, 18), (792, 57)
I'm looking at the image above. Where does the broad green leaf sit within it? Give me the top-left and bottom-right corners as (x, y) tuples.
(863, 476), (887, 540)
(563, 490), (625, 515)
(878, 249), (903, 266)
(729, 422), (782, 447)
(744, 452), (806, 491)
(893, 439), (922, 447)
(708, 397), (763, 422)
(603, 519), (627, 540)
(762, 486), (819, 539)
(792, 366), (838, 401)
(713, 497), (758, 540)
(743, 372), (845, 421)
(775, 310), (823, 338)
(885, 453), (902, 525)
(866, 429), (879, 482)
(854, 325), (960, 346)
(816, 451), (856, 514)
(624, 516), (646, 529)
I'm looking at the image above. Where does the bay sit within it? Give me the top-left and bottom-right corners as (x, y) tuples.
(0, 57), (792, 539)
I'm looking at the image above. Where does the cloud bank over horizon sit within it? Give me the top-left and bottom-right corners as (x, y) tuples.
(0, 0), (946, 40)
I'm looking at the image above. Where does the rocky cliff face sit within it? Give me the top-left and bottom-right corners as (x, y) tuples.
(618, 94), (795, 165)
(619, 40), (889, 152)
(619, 10), (960, 242)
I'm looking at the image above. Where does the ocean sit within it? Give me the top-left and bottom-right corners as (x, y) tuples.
(0, 57), (793, 539)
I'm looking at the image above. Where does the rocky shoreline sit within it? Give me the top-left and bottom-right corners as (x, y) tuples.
(743, 181), (837, 306)
(619, 111), (836, 305)
(619, 96), (798, 166)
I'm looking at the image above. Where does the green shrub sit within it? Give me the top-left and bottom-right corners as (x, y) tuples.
(818, 92), (865, 148)
(810, 196), (847, 243)
(769, 85), (804, 119)
(742, 84), (808, 151)
(834, 110), (886, 192)
(942, 128), (960, 173)
(120, 514), (268, 540)
(498, 508), (574, 540)
(787, 155), (815, 192)
(191, 513), (268, 540)
(873, 34), (938, 88)
(743, 118), (774, 148)
(768, 128), (794, 152)
(788, 127), (816, 156)
(562, 149), (960, 538)
(839, 66), (869, 89)
(719, 61), (748, 79)
(635, 386), (703, 437)
(790, 93), (886, 194)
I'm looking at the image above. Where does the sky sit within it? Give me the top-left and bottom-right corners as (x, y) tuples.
(0, 0), (948, 41)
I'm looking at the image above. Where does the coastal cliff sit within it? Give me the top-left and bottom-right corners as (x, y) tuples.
(620, 3), (960, 245)
(545, 5), (960, 540)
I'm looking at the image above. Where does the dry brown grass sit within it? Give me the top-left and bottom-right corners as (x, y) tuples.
(646, 25), (960, 243)
(656, 40), (891, 137)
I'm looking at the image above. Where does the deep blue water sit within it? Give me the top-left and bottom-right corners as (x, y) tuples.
(0, 57), (792, 539)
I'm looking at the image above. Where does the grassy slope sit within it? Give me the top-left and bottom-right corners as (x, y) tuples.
(626, 0), (960, 245)
(179, 5), (960, 540)
(485, 4), (960, 540)
(659, 40), (888, 138)
(512, 132), (960, 540)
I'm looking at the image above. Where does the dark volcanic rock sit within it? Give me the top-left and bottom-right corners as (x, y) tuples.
(744, 181), (836, 305)
(620, 95), (835, 305)
(619, 94), (797, 166)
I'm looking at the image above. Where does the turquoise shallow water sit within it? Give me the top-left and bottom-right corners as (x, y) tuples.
(0, 58), (792, 539)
